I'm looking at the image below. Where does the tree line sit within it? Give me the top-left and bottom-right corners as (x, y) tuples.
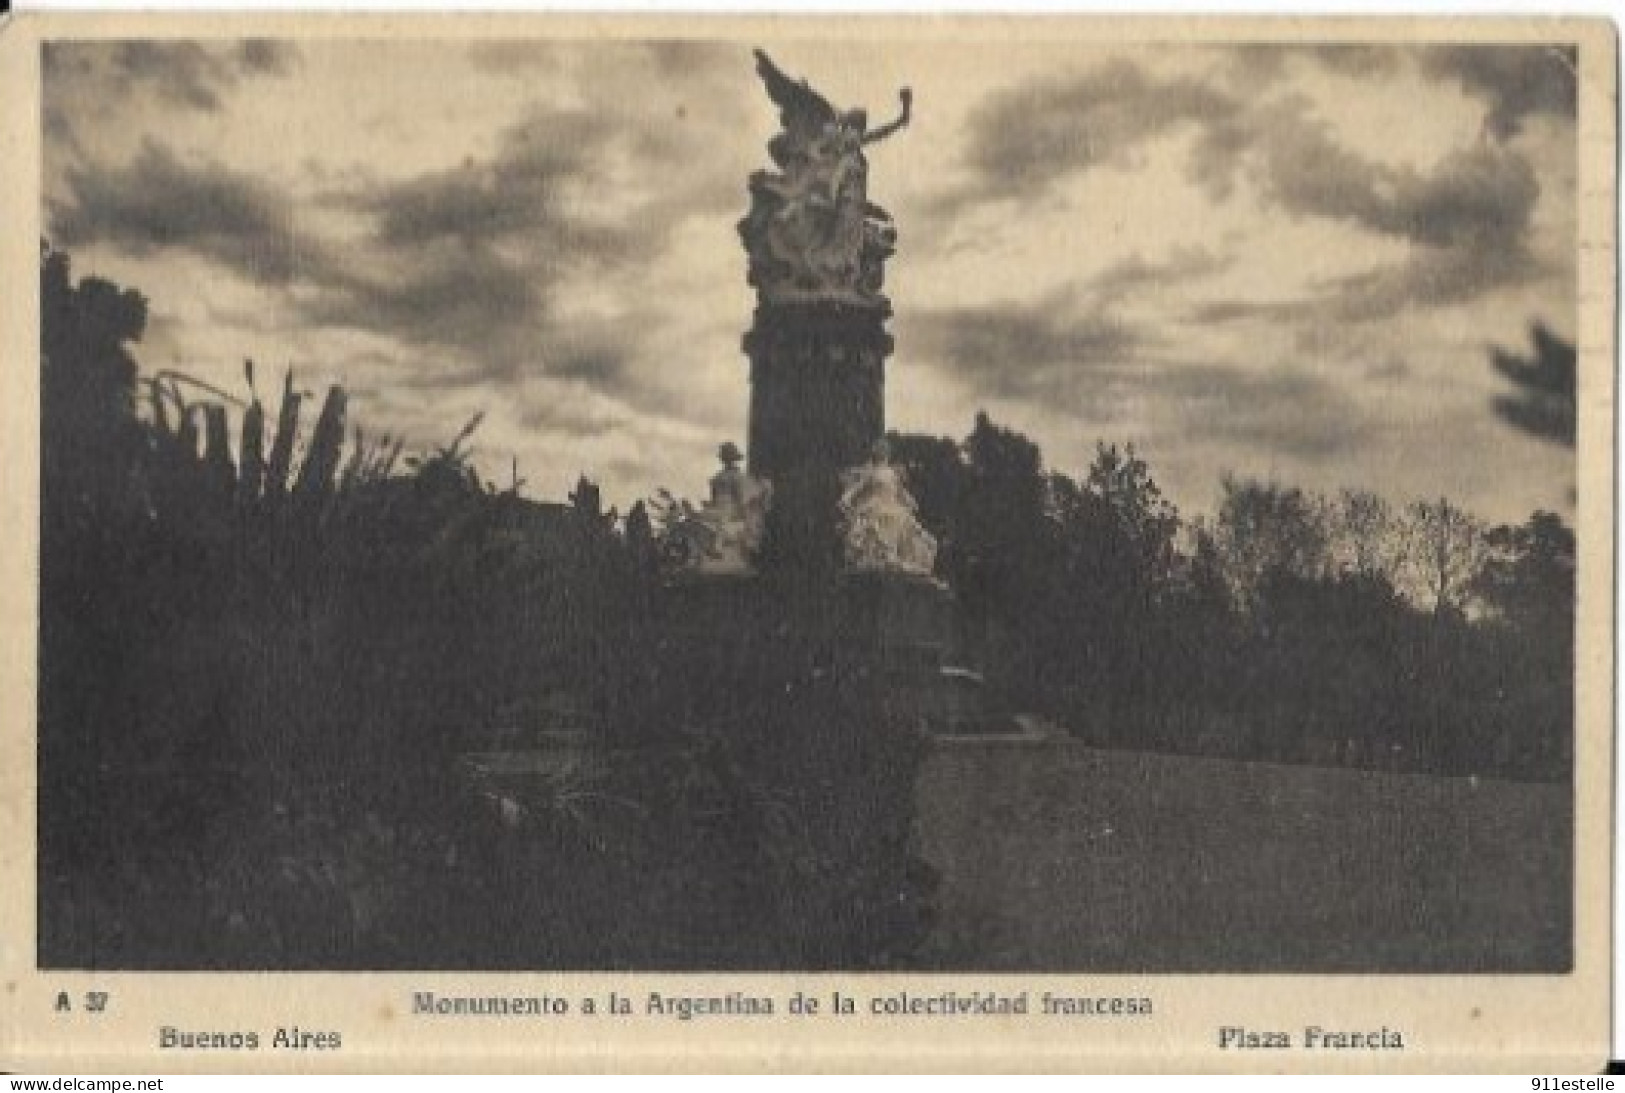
(885, 412), (1573, 780)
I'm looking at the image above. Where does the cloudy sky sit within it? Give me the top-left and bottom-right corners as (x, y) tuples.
(43, 36), (1578, 522)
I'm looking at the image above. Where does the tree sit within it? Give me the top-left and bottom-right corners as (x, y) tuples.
(952, 411), (1052, 621)
(1083, 441), (1180, 591)
(40, 241), (149, 507)
(1330, 488), (1405, 582)
(1210, 476), (1333, 615)
(568, 474), (618, 534)
(1471, 510), (1575, 779)
(1178, 523), (1233, 617)
(1401, 497), (1487, 618)
(1490, 322), (1575, 447)
(884, 431), (962, 545)
(41, 241), (145, 420)
(624, 499), (660, 577)
(1037, 469), (1142, 715)
(1474, 510), (1575, 631)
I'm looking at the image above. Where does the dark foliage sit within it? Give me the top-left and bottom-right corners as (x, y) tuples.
(467, 679), (934, 970)
(1491, 322), (1576, 447)
(38, 247), (933, 969)
(884, 413), (1573, 783)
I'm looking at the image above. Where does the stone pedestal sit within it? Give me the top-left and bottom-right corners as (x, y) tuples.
(744, 299), (892, 485)
(651, 571), (957, 730)
(831, 571), (956, 677)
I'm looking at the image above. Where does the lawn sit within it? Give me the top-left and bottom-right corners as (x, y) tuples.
(913, 739), (1571, 971)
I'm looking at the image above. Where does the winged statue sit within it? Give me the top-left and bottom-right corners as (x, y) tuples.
(740, 50), (912, 304)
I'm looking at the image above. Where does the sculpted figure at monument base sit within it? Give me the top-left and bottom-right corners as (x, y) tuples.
(837, 439), (939, 579)
(668, 442), (773, 576)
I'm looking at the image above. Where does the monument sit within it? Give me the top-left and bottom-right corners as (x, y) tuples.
(661, 51), (954, 717)
(739, 50), (909, 488)
(736, 50), (939, 581)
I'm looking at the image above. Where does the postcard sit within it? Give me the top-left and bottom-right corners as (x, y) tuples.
(0, 12), (1614, 1072)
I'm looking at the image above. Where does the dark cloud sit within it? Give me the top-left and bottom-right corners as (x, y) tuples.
(235, 39), (302, 77)
(642, 40), (741, 76)
(1088, 245), (1232, 303)
(1195, 221), (1541, 328)
(1249, 116), (1540, 252)
(356, 112), (608, 249)
(49, 140), (319, 286)
(1156, 366), (1373, 462)
(44, 41), (303, 176)
(46, 35), (751, 407)
(1222, 44), (1402, 86)
(106, 42), (233, 110)
(465, 40), (569, 74)
(44, 40), (302, 114)
(467, 39), (737, 77)
(1206, 101), (1386, 219)
(1317, 236), (1538, 323)
(990, 94), (1544, 334)
(944, 51), (1547, 323)
(311, 42), (752, 376)
(1190, 101), (1543, 322)
(49, 54), (738, 402)
(545, 334), (635, 386)
(1422, 45), (1578, 140)
(1190, 298), (1295, 325)
(945, 47), (1444, 212)
(304, 242), (540, 365)
(302, 104), (697, 374)
(927, 289), (1395, 468)
(908, 291), (1373, 463)
(1364, 356), (1412, 382)
(515, 391), (634, 440)
(948, 59), (1236, 206)
(1302, 44), (1403, 78)
(369, 164), (539, 247)
(1379, 147), (1540, 248)
(1293, 143), (1541, 321)
(46, 124), (602, 373)
(906, 292), (1149, 400)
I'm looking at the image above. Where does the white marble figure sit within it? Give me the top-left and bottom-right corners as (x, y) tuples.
(675, 442), (772, 575)
(837, 439), (938, 577)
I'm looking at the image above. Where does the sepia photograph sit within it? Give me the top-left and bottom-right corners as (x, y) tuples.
(3, 12), (1616, 1072)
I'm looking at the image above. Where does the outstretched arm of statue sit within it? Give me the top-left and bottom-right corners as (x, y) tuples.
(862, 87), (912, 145)
(839, 474), (876, 512)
